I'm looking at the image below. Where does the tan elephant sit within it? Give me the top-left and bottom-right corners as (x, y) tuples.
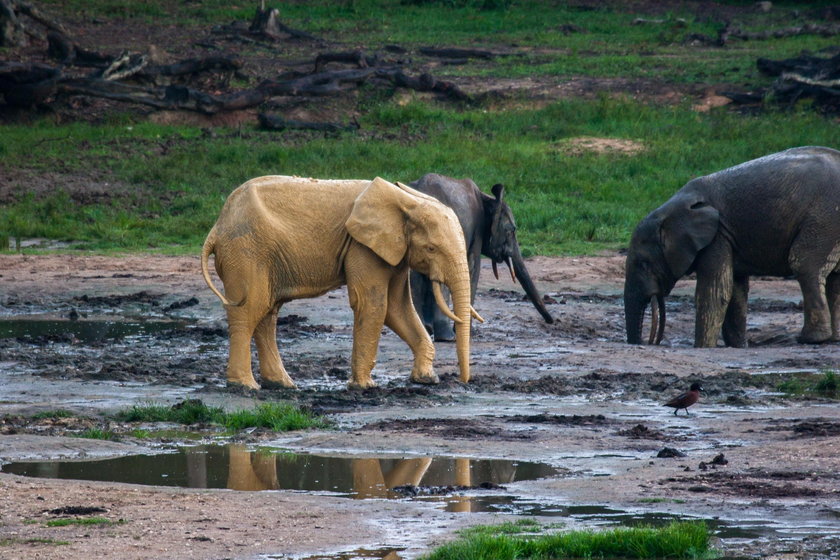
(201, 176), (481, 390)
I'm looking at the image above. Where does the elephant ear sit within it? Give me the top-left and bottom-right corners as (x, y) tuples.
(345, 177), (410, 267)
(660, 198), (720, 279)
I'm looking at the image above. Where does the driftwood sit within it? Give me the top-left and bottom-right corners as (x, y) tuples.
(756, 51), (840, 111)
(258, 113), (359, 132)
(0, 60), (60, 105)
(729, 23), (840, 41)
(1, 0), (67, 47)
(418, 46), (498, 60)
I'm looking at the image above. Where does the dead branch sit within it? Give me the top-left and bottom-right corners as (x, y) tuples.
(377, 68), (471, 101)
(314, 51), (377, 73)
(248, 6), (322, 42)
(1, 0), (67, 47)
(756, 52), (840, 112)
(259, 67), (378, 96)
(418, 46), (497, 60)
(729, 23), (840, 41)
(258, 113), (359, 132)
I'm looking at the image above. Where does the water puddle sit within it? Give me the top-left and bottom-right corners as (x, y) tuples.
(1, 444), (558, 498)
(0, 315), (187, 343)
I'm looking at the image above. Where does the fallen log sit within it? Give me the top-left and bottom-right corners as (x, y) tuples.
(756, 51), (840, 111)
(729, 23), (840, 40)
(258, 113), (359, 132)
(418, 46), (497, 59)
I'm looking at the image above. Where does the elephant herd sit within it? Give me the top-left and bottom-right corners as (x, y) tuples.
(202, 145), (840, 390)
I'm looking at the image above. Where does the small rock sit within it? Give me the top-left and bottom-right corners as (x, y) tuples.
(657, 447), (686, 458)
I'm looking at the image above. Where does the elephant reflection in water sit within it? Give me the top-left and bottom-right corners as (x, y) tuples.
(223, 446), (515, 512)
(227, 445), (279, 491)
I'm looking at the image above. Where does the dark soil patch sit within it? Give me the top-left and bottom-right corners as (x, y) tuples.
(764, 418), (840, 438)
(363, 418), (535, 441)
(672, 469), (839, 498)
(392, 482), (505, 497)
(618, 423), (668, 440)
(505, 413), (611, 426)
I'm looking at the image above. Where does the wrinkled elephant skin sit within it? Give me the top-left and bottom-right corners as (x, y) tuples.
(625, 146), (840, 348)
(409, 173), (553, 341)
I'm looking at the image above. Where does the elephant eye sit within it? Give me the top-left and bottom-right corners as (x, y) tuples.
(427, 245), (436, 253)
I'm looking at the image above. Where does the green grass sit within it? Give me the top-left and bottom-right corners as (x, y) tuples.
(0, 537), (70, 546)
(1, 98), (836, 255)
(72, 428), (118, 440)
(423, 521), (713, 560)
(3, 1), (840, 256)
(32, 409), (77, 419)
(778, 370), (839, 399)
(114, 400), (328, 431)
(44, 517), (120, 528)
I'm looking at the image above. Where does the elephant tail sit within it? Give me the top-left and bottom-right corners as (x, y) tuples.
(201, 230), (244, 307)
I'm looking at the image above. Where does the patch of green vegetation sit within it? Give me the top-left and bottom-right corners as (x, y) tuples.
(777, 370), (839, 399)
(44, 517), (120, 528)
(423, 521), (713, 560)
(115, 400), (327, 432)
(0, 537), (70, 546)
(32, 409), (77, 419)
(73, 428), (118, 440)
(1, 98), (837, 256)
(638, 497), (687, 504)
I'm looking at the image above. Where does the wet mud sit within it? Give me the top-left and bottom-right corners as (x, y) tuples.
(1, 254), (839, 559)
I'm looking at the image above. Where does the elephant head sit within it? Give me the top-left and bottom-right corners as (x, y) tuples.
(346, 178), (479, 382)
(624, 190), (719, 344)
(483, 183), (553, 323)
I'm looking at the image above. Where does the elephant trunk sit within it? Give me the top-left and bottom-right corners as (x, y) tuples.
(625, 291), (666, 345)
(451, 278), (472, 383)
(510, 245), (553, 324)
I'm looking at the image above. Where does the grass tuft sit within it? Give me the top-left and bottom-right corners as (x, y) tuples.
(44, 517), (120, 528)
(423, 521), (712, 560)
(114, 400), (327, 432)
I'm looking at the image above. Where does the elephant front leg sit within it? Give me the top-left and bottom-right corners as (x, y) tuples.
(386, 272), (438, 385)
(347, 283), (388, 390)
(254, 304), (296, 389)
(693, 240), (733, 348)
(722, 276), (749, 348)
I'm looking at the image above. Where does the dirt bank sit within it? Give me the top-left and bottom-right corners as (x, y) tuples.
(1, 254), (839, 559)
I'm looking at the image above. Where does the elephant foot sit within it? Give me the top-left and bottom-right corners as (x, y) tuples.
(348, 378), (377, 390)
(410, 370), (440, 385)
(262, 378), (297, 390)
(797, 327), (833, 344)
(226, 379), (260, 392)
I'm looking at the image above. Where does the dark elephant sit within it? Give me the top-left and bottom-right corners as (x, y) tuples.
(625, 146), (840, 348)
(409, 173), (553, 341)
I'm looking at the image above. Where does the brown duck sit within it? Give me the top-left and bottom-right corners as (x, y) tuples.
(664, 382), (702, 416)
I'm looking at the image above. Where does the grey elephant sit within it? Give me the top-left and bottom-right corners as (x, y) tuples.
(409, 173), (553, 341)
(625, 146), (840, 348)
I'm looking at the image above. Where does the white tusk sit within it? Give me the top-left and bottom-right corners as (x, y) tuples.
(433, 281), (463, 324)
(470, 306), (485, 323)
(492, 261), (500, 280)
(506, 257), (517, 283)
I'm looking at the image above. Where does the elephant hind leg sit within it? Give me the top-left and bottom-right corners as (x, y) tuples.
(826, 272), (840, 341)
(225, 307), (262, 390)
(254, 303), (296, 388)
(790, 235), (839, 343)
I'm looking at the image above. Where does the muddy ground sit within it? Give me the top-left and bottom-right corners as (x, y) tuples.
(0, 253), (839, 559)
